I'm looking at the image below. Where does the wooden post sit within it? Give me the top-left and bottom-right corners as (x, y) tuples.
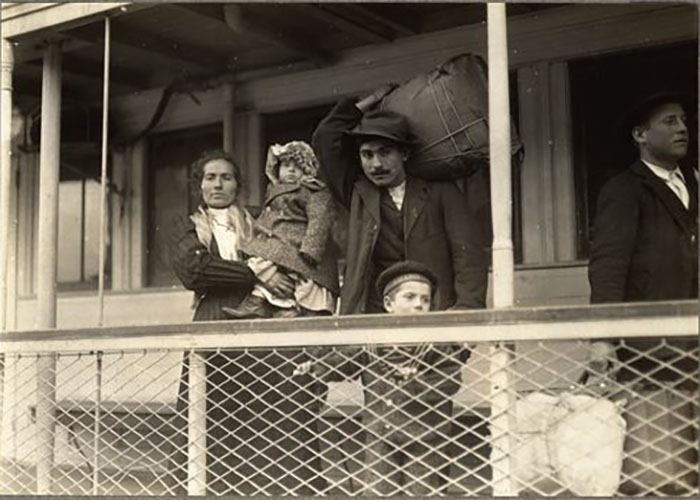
(35, 41), (62, 494)
(187, 352), (207, 495)
(0, 39), (13, 333)
(246, 112), (263, 207)
(487, 3), (517, 496)
(129, 141), (146, 289)
(110, 150), (130, 291)
(223, 82), (236, 155)
(0, 38), (12, 461)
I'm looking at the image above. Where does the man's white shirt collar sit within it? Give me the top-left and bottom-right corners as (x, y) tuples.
(642, 160), (684, 182)
(387, 180), (407, 211)
(642, 160), (689, 209)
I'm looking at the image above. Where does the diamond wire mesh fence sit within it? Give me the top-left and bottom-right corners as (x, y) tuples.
(0, 335), (697, 496)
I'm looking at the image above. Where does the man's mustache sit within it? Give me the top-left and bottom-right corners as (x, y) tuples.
(370, 168), (391, 175)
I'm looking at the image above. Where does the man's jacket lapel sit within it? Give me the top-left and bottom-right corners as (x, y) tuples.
(356, 178), (381, 224)
(404, 177), (429, 237)
(680, 163), (699, 221)
(632, 161), (694, 234)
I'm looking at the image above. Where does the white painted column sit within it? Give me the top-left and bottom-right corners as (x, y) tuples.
(110, 149), (130, 291)
(17, 152), (39, 298)
(0, 39), (14, 332)
(0, 37), (12, 462)
(5, 149), (19, 331)
(487, 4), (516, 496)
(36, 42), (62, 329)
(187, 352), (207, 495)
(129, 141), (147, 289)
(35, 41), (62, 494)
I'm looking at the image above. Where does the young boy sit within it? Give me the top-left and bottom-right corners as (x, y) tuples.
(325, 261), (470, 495)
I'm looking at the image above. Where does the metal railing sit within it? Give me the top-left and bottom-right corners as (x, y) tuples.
(0, 301), (697, 496)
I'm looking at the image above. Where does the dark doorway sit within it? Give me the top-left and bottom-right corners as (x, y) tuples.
(570, 42), (698, 258)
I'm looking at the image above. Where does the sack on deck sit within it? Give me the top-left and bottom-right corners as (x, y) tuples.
(380, 53), (524, 181)
(511, 392), (626, 496)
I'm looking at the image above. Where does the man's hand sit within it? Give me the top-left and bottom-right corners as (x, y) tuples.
(260, 270), (295, 299)
(356, 83), (398, 112)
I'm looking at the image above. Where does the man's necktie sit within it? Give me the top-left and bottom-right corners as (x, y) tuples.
(668, 169), (689, 209)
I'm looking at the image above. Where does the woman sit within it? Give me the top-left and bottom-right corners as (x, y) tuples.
(170, 149), (327, 495)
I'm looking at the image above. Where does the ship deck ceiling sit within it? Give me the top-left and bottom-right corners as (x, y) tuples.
(7, 2), (559, 104)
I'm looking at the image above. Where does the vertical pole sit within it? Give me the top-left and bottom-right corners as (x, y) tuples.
(36, 42), (62, 328)
(97, 17), (111, 326)
(6, 132), (19, 331)
(92, 351), (102, 495)
(187, 351), (207, 495)
(223, 82), (236, 154)
(35, 41), (62, 495)
(488, 5), (514, 305)
(129, 142), (146, 289)
(0, 39), (14, 433)
(110, 150), (129, 291)
(246, 113), (263, 207)
(0, 39), (14, 333)
(487, 3), (516, 496)
(80, 178), (86, 282)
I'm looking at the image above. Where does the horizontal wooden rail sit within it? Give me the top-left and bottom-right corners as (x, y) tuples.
(0, 300), (696, 354)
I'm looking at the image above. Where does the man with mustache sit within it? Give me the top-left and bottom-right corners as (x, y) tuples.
(312, 86), (487, 314)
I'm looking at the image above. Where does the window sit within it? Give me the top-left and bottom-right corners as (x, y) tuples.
(570, 42), (698, 258)
(57, 173), (110, 291)
(146, 125), (223, 287)
(41, 103), (112, 292)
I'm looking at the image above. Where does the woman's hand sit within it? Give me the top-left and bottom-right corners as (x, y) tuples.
(260, 270), (295, 299)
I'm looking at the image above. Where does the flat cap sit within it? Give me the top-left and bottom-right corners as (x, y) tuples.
(376, 260), (438, 298)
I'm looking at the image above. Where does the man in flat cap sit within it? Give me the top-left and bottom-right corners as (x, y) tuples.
(589, 92), (697, 303)
(337, 260), (469, 495)
(312, 86), (487, 315)
(587, 93), (698, 406)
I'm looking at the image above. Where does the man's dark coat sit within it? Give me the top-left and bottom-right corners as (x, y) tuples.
(312, 98), (488, 314)
(589, 160), (698, 303)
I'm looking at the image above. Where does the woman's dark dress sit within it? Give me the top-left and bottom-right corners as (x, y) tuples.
(170, 215), (326, 495)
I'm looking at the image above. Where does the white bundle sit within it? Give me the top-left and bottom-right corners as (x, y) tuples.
(510, 392), (626, 496)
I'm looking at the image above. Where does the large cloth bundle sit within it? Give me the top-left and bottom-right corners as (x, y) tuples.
(510, 392), (626, 496)
(381, 53), (523, 180)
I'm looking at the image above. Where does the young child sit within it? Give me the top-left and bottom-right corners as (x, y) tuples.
(222, 141), (338, 319)
(319, 261), (470, 495)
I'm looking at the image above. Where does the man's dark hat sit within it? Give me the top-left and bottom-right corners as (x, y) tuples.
(623, 91), (691, 131)
(346, 109), (415, 145)
(376, 260), (438, 298)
